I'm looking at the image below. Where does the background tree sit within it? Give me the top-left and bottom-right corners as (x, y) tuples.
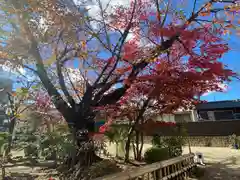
(3, 77), (37, 156)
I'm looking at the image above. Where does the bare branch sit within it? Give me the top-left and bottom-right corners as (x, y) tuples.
(97, 0), (112, 49)
(93, 0), (137, 87)
(160, 0), (170, 28)
(101, 0), (137, 84)
(192, 0), (198, 15)
(196, 19), (230, 23)
(57, 59), (75, 106)
(154, 0), (161, 23)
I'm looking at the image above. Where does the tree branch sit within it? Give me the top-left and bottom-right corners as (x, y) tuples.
(192, 0), (197, 16)
(56, 60), (75, 106)
(93, 0), (137, 87)
(97, 0), (112, 49)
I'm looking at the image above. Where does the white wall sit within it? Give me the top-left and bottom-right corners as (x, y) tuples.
(105, 142), (153, 158)
(155, 114), (175, 122)
(154, 110), (197, 123)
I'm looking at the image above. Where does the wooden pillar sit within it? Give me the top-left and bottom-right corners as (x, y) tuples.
(156, 168), (162, 180)
(163, 167), (167, 178)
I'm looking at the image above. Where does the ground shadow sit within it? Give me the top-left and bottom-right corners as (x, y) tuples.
(198, 160), (240, 180)
(4, 172), (37, 180)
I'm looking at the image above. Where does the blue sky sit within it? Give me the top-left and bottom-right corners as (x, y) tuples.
(173, 0), (240, 102)
(201, 48), (240, 102)
(201, 33), (240, 101)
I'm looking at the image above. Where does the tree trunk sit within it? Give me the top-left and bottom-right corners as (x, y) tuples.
(64, 115), (102, 169)
(65, 133), (101, 169)
(125, 135), (131, 162)
(125, 100), (150, 162)
(132, 142), (136, 160)
(136, 117), (144, 161)
(139, 132), (144, 160)
(125, 126), (134, 162)
(5, 117), (16, 156)
(134, 129), (144, 161)
(135, 129), (139, 160)
(116, 142), (119, 157)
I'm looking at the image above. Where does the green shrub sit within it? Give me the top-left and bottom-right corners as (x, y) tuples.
(151, 135), (184, 158)
(164, 137), (183, 157)
(144, 147), (170, 164)
(152, 134), (164, 147)
(39, 131), (75, 161)
(229, 134), (240, 148)
(24, 143), (38, 158)
(0, 132), (8, 156)
(14, 131), (40, 159)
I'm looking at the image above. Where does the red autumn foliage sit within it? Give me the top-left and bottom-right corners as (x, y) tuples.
(95, 16), (236, 132)
(122, 41), (139, 61)
(35, 92), (51, 109)
(99, 118), (113, 133)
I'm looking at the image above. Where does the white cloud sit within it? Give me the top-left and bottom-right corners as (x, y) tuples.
(74, 0), (131, 17)
(0, 61), (26, 77)
(74, 0), (156, 44)
(64, 68), (84, 83)
(74, 0), (132, 30)
(202, 83), (228, 96)
(0, 61), (40, 85)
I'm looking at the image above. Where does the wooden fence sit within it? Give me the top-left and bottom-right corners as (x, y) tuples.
(94, 154), (196, 180)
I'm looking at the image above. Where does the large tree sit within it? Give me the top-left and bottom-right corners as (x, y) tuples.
(0, 0), (238, 161)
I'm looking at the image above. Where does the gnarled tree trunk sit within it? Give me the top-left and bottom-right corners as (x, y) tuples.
(63, 109), (103, 169)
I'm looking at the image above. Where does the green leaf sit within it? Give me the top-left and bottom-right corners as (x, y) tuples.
(22, 87), (29, 93)
(31, 83), (42, 90)
(15, 88), (22, 93)
(22, 11), (30, 20)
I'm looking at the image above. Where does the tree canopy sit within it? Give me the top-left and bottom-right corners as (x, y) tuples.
(0, 0), (239, 134)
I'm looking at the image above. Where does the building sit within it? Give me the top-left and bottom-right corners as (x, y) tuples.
(94, 108), (198, 129)
(95, 100), (240, 129)
(196, 100), (240, 121)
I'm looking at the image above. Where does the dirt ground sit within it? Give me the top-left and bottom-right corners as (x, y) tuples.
(184, 147), (240, 180)
(107, 144), (240, 180)
(3, 146), (240, 179)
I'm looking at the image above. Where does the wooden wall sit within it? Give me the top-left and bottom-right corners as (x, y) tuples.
(142, 120), (240, 136)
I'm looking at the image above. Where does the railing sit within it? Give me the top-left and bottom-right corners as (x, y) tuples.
(94, 154), (196, 180)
